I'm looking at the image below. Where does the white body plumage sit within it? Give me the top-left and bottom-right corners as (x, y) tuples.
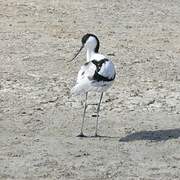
(70, 33), (116, 137)
(71, 35), (116, 95)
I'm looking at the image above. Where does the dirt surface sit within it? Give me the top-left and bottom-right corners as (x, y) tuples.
(0, 0), (180, 179)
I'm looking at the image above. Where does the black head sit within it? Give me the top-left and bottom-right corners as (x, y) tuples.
(81, 33), (100, 53)
(69, 33), (100, 62)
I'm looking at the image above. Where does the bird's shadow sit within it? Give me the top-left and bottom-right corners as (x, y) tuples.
(119, 128), (180, 142)
(77, 135), (120, 139)
(77, 128), (180, 142)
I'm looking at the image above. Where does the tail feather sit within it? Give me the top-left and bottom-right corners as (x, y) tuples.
(71, 82), (90, 96)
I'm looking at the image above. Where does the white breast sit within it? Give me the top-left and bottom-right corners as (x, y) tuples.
(90, 53), (106, 61)
(76, 62), (96, 84)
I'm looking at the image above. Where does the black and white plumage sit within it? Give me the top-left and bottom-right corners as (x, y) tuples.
(70, 33), (116, 137)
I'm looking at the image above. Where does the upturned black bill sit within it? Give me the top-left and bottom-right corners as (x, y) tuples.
(69, 45), (84, 62)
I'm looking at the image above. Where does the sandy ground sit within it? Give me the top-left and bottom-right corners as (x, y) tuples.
(0, 0), (180, 179)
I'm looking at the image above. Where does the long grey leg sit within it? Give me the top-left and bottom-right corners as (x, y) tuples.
(95, 92), (103, 137)
(77, 92), (88, 137)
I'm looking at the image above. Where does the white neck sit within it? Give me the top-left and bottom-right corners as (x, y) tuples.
(86, 48), (96, 62)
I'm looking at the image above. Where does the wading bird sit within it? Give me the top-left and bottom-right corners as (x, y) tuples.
(70, 34), (116, 137)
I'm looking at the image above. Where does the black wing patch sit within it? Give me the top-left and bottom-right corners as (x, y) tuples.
(93, 71), (115, 82)
(84, 61), (90, 66)
(91, 59), (115, 82)
(92, 59), (108, 72)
